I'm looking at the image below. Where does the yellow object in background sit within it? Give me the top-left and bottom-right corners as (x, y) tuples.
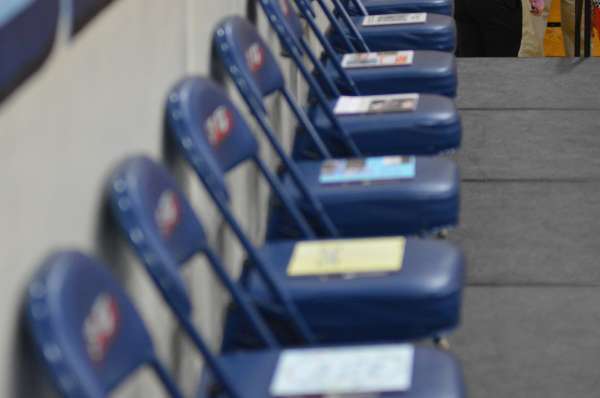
(287, 237), (406, 277)
(544, 0), (600, 56)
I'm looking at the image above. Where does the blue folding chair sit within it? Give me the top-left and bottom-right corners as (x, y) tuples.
(167, 76), (460, 239)
(25, 251), (185, 398)
(0, 0), (59, 101)
(108, 152), (464, 348)
(213, 16), (461, 160)
(300, 0), (456, 53)
(164, 78), (463, 339)
(260, 0), (458, 98)
(340, 0), (453, 16)
(71, 0), (113, 33)
(28, 251), (467, 398)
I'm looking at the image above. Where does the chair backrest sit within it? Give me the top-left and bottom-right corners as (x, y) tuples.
(108, 155), (287, 395)
(167, 77), (261, 204)
(214, 16), (362, 159)
(26, 251), (183, 398)
(71, 0), (112, 33)
(258, 0), (360, 96)
(213, 15), (285, 102)
(273, 0), (304, 40)
(0, 0), (59, 102)
(109, 155), (205, 319)
(166, 77), (316, 240)
(166, 76), (339, 241)
(110, 153), (316, 346)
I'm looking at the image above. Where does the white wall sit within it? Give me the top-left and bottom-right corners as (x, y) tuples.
(0, 0), (297, 396)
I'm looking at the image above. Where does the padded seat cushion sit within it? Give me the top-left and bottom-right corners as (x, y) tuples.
(293, 94), (461, 159)
(213, 346), (465, 397)
(323, 50), (457, 97)
(343, 0), (453, 16)
(327, 14), (456, 52)
(232, 238), (464, 344)
(267, 156), (460, 238)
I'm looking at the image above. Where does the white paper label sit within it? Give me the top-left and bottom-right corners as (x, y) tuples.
(334, 94), (419, 116)
(270, 344), (414, 397)
(341, 51), (414, 69)
(362, 13), (427, 26)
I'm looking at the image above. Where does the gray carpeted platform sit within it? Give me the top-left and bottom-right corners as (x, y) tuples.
(457, 58), (600, 109)
(453, 287), (600, 398)
(453, 181), (600, 284)
(453, 58), (600, 397)
(458, 110), (600, 180)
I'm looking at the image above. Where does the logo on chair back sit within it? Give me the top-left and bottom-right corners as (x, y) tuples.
(155, 190), (181, 238)
(246, 43), (265, 73)
(84, 294), (120, 363)
(205, 106), (233, 148)
(279, 0), (290, 16)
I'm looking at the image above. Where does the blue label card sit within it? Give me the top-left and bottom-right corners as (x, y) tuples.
(319, 156), (416, 185)
(270, 344), (414, 397)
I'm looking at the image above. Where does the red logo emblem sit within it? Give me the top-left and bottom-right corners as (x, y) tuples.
(84, 294), (120, 363)
(155, 190), (181, 237)
(205, 106), (233, 147)
(246, 43), (265, 73)
(280, 0), (290, 16)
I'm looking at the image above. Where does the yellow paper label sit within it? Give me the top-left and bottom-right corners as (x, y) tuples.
(287, 237), (406, 277)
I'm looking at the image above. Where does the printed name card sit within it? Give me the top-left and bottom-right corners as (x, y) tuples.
(362, 13), (427, 27)
(287, 237), (406, 277)
(270, 344), (415, 397)
(334, 94), (419, 116)
(319, 156), (416, 185)
(341, 51), (414, 69)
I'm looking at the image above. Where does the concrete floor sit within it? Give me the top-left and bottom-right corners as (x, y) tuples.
(451, 58), (600, 397)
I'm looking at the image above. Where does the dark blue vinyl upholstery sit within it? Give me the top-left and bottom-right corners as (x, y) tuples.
(109, 156), (209, 319)
(261, 0), (458, 98)
(215, 16), (461, 160)
(327, 13), (456, 52)
(214, 347), (465, 398)
(163, 78), (465, 347)
(71, 0), (114, 33)
(228, 238), (464, 344)
(323, 50), (458, 97)
(25, 252), (174, 397)
(342, 0), (453, 16)
(267, 156), (460, 238)
(0, 0), (58, 101)
(213, 15), (285, 100)
(295, 94), (461, 158)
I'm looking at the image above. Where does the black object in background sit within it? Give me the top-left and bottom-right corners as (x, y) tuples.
(574, 0), (592, 57)
(455, 0), (523, 57)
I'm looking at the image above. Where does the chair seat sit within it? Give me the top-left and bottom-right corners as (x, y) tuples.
(327, 14), (456, 52)
(227, 237), (463, 347)
(210, 347), (465, 397)
(323, 50), (457, 97)
(343, 0), (453, 16)
(293, 94), (461, 159)
(266, 156), (460, 238)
